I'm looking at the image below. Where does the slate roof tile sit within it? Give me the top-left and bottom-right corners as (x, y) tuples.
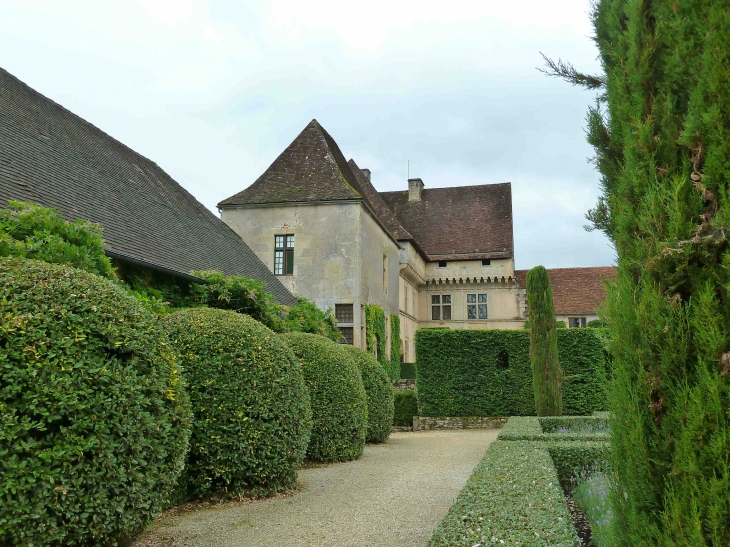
(515, 266), (617, 315)
(0, 67), (296, 305)
(380, 184), (514, 261)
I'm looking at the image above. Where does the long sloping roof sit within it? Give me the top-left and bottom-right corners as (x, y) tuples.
(0, 67), (296, 305)
(515, 266), (617, 315)
(219, 119), (365, 206)
(380, 183), (514, 261)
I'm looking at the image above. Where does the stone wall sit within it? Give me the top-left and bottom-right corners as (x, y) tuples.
(413, 416), (509, 431)
(392, 379), (416, 392)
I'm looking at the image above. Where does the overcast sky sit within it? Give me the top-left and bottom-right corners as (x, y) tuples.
(0, 0), (614, 270)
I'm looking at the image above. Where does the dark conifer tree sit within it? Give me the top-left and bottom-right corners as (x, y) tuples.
(543, 1), (730, 544)
(527, 265), (563, 416)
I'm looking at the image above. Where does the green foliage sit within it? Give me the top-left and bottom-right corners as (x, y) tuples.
(0, 200), (114, 278)
(364, 304), (390, 374)
(342, 346), (394, 443)
(188, 270), (285, 331)
(400, 362), (417, 379)
(283, 296), (341, 342)
(390, 313), (401, 367)
(498, 416), (610, 442)
(415, 328), (608, 417)
(281, 333), (367, 462)
(568, 1), (730, 543)
(527, 266), (563, 416)
(428, 441), (580, 546)
(0, 258), (190, 546)
(393, 390), (419, 426)
(586, 319), (608, 328)
(163, 308), (312, 500)
(116, 260), (191, 316)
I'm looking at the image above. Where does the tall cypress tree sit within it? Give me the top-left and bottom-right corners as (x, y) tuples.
(527, 265), (563, 416)
(544, 1), (730, 544)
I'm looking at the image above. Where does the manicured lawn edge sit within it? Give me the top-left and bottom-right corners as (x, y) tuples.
(428, 441), (580, 546)
(498, 416), (609, 442)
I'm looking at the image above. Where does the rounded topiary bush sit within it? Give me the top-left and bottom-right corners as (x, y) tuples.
(0, 258), (191, 546)
(163, 308), (312, 499)
(280, 333), (367, 462)
(342, 345), (394, 443)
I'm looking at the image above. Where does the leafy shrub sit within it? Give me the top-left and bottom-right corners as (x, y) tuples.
(415, 328), (608, 416)
(281, 333), (367, 462)
(393, 391), (419, 426)
(188, 270), (285, 330)
(0, 258), (190, 546)
(342, 346), (394, 443)
(163, 308), (312, 499)
(390, 313), (401, 364)
(527, 265), (563, 416)
(0, 200), (114, 278)
(428, 441), (579, 546)
(283, 296), (341, 342)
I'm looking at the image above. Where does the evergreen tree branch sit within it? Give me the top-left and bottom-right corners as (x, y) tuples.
(538, 52), (605, 90)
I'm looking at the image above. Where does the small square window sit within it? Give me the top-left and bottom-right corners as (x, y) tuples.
(442, 295), (452, 304)
(467, 294), (476, 303)
(482, 259), (491, 266)
(431, 295), (441, 305)
(438, 260), (447, 268)
(335, 304), (354, 323)
(478, 294), (487, 303)
(339, 326), (354, 345)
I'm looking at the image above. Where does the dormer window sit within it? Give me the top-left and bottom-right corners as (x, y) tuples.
(438, 260), (447, 268)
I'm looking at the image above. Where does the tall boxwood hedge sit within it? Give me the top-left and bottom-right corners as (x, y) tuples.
(281, 333), (367, 462)
(0, 258), (191, 546)
(163, 308), (312, 499)
(415, 328), (607, 416)
(342, 345), (394, 443)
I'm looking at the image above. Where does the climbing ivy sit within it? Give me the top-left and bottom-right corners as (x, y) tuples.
(390, 313), (401, 368)
(364, 304), (388, 372)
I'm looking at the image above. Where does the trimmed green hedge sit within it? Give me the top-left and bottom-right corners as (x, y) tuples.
(281, 333), (367, 462)
(416, 328), (608, 416)
(163, 308), (312, 499)
(393, 391), (418, 426)
(0, 258), (190, 546)
(400, 362), (417, 379)
(428, 441), (580, 546)
(499, 416), (610, 442)
(342, 346), (394, 444)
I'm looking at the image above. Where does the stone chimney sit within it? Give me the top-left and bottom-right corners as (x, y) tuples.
(408, 178), (424, 202)
(361, 168), (371, 181)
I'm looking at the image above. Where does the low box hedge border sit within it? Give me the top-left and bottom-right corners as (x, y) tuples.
(429, 416), (612, 546)
(498, 416), (609, 443)
(428, 440), (580, 546)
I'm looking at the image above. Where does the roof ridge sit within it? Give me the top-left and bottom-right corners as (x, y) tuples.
(379, 181), (512, 195)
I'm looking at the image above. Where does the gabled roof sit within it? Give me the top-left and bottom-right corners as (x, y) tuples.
(0, 67), (297, 305)
(219, 119), (364, 206)
(515, 266), (617, 315)
(347, 159), (412, 241)
(380, 183), (514, 261)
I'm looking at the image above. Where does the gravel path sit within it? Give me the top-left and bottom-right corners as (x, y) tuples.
(137, 429), (499, 547)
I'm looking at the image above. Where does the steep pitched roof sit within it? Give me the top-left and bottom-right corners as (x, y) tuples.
(515, 266), (617, 315)
(218, 120), (364, 206)
(0, 67), (296, 305)
(347, 159), (412, 241)
(380, 183), (513, 261)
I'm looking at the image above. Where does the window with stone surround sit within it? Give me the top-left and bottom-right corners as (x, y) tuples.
(274, 235), (294, 275)
(568, 317), (587, 328)
(467, 293), (488, 320)
(335, 303), (355, 344)
(431, 294), (451, 320)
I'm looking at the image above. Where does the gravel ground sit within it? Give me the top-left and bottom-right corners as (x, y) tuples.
(135, 429), (499, 547)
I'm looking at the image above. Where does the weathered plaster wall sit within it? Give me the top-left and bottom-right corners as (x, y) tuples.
(425, 258), (515, 281)
(359, 206), (401, 355)
(222, 202), (364, 344)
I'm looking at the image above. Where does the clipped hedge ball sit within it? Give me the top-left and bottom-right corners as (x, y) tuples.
(281, 333), (367, 462)
(0, 258), (191, 546)
(342, 345), (394, 443)
(163, 308), (312, 499)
